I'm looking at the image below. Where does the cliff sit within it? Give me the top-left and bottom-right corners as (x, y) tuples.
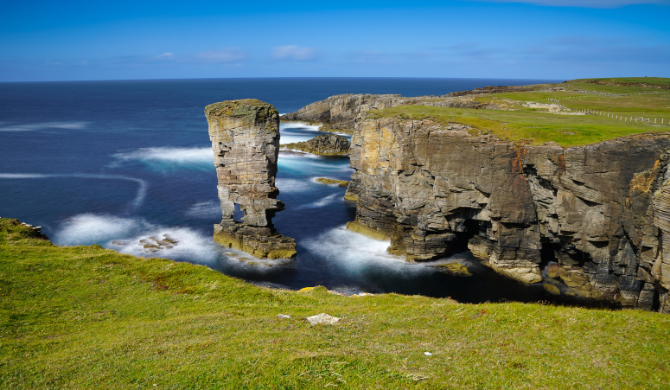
(346, 114), (670, 311)
(205, 99), (296, 259)
(281, 93), (489, 132)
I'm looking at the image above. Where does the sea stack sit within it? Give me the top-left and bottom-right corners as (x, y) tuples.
(205, 99), (296, 259)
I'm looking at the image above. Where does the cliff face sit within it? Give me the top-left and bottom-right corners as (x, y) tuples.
(281, 94), (488, 132)
(346, 115), (670, 311)
(205, 99), (296, 259)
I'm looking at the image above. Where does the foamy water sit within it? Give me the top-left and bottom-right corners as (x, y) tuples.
(111, 147), (214, 171)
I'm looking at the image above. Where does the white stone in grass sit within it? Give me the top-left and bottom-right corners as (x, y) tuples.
(277, 314), (291, 319)
(424, 352), (433, 356)
(305, 313), (339, 325)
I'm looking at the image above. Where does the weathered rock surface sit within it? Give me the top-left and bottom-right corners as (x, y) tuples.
(281, 94), (492, 133)
(282, 134), (350, 155)
(205, 99), (296, 259)
(347, 113), (670, 310)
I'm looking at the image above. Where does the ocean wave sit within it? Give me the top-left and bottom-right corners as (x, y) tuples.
(303, 226), (434, 275)
(275, 178), (314, 193)
(300, 193), (340, 208)
(0, 121), (90, 132)
(279, 122), (321, 132)
(0, 173), (147, 211)
(185, 200), (221, 219)
(111, 146), (213, 171)
(54, 213), (218, 263)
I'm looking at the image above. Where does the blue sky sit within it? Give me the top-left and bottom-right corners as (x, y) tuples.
(1, 0), (668, 81)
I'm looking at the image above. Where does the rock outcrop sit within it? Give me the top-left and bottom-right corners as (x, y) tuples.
(281, 94), (491, 133)
(282, 134), (350, 155)
(205, 99), (296, 259)
(346, 113), (670, 310)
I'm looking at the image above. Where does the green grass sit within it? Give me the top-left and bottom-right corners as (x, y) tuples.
(575, 77), (670, 88)
(369, 104), (669, 147)
(2, 218), (670, 389)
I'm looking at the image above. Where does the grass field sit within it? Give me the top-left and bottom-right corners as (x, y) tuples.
(374, 78), (670, 147)
(2, 218), (670, 389)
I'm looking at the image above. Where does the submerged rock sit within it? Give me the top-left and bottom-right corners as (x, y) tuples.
(315, 177), (349, 187)
(282, 134), (350, 156)
(135, 234), (179, 254)
(205, 99), (296, 259)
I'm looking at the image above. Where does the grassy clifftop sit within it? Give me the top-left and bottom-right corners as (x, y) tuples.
(370, 77), (670, 147)
(1, 218), (670, 388)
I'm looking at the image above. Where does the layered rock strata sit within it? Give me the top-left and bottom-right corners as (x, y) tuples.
(205, 99), (296, 259)
(346, 114), (670, 311)
(282, 134), (350, 155)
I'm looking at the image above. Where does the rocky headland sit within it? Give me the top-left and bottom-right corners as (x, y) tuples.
(205, 99), (296, 259)
(281, 77), (670, 312)
(280, 93), (496, 133)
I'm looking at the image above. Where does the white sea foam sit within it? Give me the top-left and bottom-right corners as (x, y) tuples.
(54, 214), (151, 246)
(275, 178), (314, 193)
(279, 122), (321, 132)
(111, 147), (213, 170)
(303, 226), (434, 275)
(0, 173), (147, 210)
(279, 134), (315, 144)
(0, 121), (90, 132)
(278, 154), (351, 173)
(301, 193), (340, 208)
(54, 213), (218, 263)
(185, 200), (220, 219)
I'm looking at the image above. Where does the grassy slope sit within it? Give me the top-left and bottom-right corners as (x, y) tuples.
(375, 78), (670, 147)
(1, 218), (670, 389)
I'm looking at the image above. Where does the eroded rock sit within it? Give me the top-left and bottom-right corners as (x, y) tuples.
(206, 99), (296, 259)
(282, 134), (350, 155)
(347, 113), (670, 309)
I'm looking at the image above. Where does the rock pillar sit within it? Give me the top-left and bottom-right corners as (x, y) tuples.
(205, 99), (296, 259)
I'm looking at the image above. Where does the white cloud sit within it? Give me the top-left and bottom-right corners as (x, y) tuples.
(196, 48), (247, 63)
(155, 52), (175, 59)
(465, 0), (668, 7)
(272, 45), (318, 61)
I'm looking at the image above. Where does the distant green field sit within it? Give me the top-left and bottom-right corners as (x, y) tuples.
(373, 78), (670, 147)
(2, 218), (670, 389)
(574, 77), (670, 88)
(370, 104), (668, 147)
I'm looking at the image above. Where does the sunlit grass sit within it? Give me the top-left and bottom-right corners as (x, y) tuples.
(369, 104), (668, 147)
(1, 218), (670, 389)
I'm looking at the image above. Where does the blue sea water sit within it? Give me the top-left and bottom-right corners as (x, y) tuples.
(1, 77), (598, 305)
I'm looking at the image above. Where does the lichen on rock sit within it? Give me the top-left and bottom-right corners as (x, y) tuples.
(205, 99), (296, 259)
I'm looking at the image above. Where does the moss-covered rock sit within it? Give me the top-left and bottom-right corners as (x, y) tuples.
(282, 134), (350, 156)
(316, 178), (349, 187)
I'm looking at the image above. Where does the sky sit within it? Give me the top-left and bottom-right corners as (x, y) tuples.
(1, 0), (668, 81)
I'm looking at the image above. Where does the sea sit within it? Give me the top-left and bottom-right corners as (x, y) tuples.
(1, 77), (604, 305)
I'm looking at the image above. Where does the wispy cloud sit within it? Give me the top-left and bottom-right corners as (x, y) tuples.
(464, 0), (668, 8)
(155, 52), (175, 59)
(272, 45), (318, 61)
(195, 48), (247, 63)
